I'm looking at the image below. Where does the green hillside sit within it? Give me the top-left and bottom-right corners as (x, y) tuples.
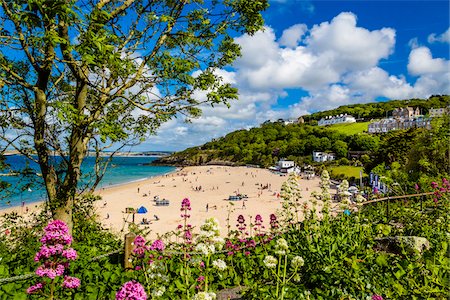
(327, 121), (370, 135)
(156, 96), (449, 191)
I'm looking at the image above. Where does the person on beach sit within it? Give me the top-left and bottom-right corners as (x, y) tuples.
(242, 201), (246, 209)
(206, 204), (209, 212)
(137, 187), (140, 193)
(106, 213), (110, 219)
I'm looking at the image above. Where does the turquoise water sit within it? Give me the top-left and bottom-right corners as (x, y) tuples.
(0, 155), (175, 208)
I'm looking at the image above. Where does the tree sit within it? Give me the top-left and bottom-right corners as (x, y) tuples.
(0, 0), (268, 232)
(332, 140), (348, 158)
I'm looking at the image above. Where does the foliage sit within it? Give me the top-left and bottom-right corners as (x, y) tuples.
(0, 181), (449, 299)
(0, 0), (268, 230)
(302, 94), (449, 122)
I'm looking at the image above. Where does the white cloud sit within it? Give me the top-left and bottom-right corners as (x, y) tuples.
(428, 28), (450, 44)
(234, 13), (396, 91)
(306, 12), (395, 71)
(138, 13), (449, 151)
(279, 24), (307, 48)
(407, 47), (449, 76)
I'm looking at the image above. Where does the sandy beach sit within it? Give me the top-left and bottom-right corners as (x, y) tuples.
(1, 166), (322, 239)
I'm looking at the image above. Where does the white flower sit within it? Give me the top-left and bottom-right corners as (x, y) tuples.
(263, 255), (277, 269)
(291, 256), (304, 268)
(212, 259), (227, 271)
(151, 286), (166, 297)
(191, 291), (217, 300)
(195, 243), (215, 255)
(275, 238), (289, 255)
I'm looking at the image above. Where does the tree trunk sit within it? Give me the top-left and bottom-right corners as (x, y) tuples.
(54, 197), (74, 233)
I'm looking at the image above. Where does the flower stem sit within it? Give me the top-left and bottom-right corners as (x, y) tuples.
(281, 255), (288, 300)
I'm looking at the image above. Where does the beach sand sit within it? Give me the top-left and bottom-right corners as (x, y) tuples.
(1, 166), (322, 239)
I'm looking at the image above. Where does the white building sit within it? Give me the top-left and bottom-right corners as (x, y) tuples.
(312, 151), (336, 162)
(318, 114), (356, 126)
(278, 159), (295, 169)
(274, 159), (299, 174)
(429, 107), (448, 118)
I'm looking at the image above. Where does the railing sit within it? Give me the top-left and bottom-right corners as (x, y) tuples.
(357, 191), (440, 219)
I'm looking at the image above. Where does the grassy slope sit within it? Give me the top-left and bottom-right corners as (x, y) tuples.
(327, 121), (370, 135)
(329, 165), (366, 178)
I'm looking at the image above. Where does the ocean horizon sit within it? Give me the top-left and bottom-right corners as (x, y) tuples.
(0, 155), (176, 209)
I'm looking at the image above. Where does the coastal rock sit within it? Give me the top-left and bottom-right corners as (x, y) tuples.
(374, 236), (430, 255)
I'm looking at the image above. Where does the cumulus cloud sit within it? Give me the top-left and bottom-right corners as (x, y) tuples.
(407, 47), (449, 76)
(234, 13), (396, 91)
(139, 13), (449, 151)
(279, 24), (307, 48)
(428, 28), (450, 44)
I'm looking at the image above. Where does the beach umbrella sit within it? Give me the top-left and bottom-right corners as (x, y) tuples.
(137, 206), (148, 214)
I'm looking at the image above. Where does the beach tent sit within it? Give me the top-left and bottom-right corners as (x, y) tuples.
(348, 186), (359, 193)
(137, 206), (148, 214)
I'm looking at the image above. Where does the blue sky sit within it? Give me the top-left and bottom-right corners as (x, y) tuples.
(142, 0), (449, 151)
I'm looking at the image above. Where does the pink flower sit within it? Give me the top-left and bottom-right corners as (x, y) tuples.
(134, 236), (146, 247)
(61, 276), (80, 289)
(116, 280), (147, 300)
(269, 214), (278, 229)
(26, 282), (43, 294)
(197, 276), (205, 282)
(150, 239), (165, 251)
(237, 215), (245, 224)
(372, 295), (383, 300)
(62, 248), (78, 260)
(414, 183), (419, 191)
(181, 198), (191, 210)
(431, 182), (438, 189)
(199, 261), (205, 268)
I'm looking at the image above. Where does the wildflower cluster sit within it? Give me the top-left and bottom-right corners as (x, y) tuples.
(253, 214), (265, 235)
(191, 291), (217, 300)
(319, 170), (332, 214)
(269, 213), (279, 230)
(116, 280), (147, 300)
(280, 173), (302, 225)
(263, 255), (277, 268)
(129, 235), (168, 298)
(274, 238), (289, 255)
(180, 198), (193, 245)
(263, 237), (305, 299)
(236, 214), (247, 233)
(338, 180), (352, 210)
(27, 220), (80, 297)
(431, 178), (449, 203)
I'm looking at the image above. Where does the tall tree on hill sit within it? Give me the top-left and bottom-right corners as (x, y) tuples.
(0, 0), (268, 232)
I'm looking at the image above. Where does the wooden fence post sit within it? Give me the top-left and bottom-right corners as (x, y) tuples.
(124, 232), (136, 270)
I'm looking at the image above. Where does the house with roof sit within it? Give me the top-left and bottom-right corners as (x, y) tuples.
(270, 159), (300, 174)
(368, 106), (431, 134)
(392, 107), (420, 119)
(312, 151), (336, 162)
(318, 114), (356, 126)
(429, 107), (448, 118)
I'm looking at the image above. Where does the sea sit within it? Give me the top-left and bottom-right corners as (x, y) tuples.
(0, 155), (175, 209)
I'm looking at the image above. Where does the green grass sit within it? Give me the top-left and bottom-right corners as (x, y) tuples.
(327, 121), (370, 135)
(329, 165), (366, 178)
